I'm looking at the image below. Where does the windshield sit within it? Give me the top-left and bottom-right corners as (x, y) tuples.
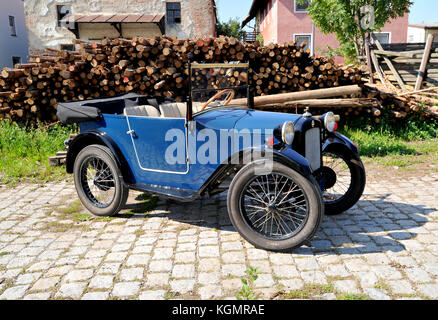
(190, 63), (250, 115)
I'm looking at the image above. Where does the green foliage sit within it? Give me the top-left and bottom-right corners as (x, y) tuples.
(256, 33), (264, 47)
(216, 18), (245, 40)
(236, 267), (260, 300)
(340, 113), (438, 158)
(298, 0), (412, 60)
(0, 120), (77, 184)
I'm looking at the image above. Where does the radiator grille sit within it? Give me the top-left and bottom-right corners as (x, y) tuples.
(305, 128), (321, 171)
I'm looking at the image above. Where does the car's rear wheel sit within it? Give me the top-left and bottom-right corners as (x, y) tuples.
(73, 145), (129, 216)
(321, 149), (366, 216)
(227, 161), (323, 252)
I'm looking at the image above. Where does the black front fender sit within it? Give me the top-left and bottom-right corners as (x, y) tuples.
(323, 132), (361, 161)
(66, 130), (134, 184)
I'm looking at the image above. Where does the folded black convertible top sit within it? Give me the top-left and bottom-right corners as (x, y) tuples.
(56, 93), (152, 124)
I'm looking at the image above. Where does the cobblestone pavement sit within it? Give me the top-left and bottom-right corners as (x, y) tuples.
(0, 168), (437, 300)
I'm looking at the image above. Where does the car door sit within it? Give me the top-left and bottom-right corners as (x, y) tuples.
(125, 115), (189, 174)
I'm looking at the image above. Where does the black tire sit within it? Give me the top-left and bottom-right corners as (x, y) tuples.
(227, 160), (324, 252)
(73, 144), (129, 217)
(321, 148), (366, 216)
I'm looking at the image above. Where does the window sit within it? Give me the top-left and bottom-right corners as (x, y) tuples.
(166, 2), (181, 24)
(9, 16), (16, 36)
(294, 34), (313, 54)
(12, 57), (21, 67)
(61, 44), (75, 51)
(57, 5), (72, 27)
(373, 32), (391, 44)
(295, 0), (310, 12)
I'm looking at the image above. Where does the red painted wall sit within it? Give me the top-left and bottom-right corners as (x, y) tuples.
(260, 0), (409, 64)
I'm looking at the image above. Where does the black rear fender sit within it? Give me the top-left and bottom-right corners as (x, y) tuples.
(66, 130), (134, 184)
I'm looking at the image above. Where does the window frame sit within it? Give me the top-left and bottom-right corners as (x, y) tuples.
(372, 32), (392, 45)
(9, 16), (17, 37)
(294, 33), (313, 55)
(294, 0), (311, 13)
(166, 2), (182, 25)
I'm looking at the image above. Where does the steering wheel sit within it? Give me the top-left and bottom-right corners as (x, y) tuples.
(200, 89), (235, 111)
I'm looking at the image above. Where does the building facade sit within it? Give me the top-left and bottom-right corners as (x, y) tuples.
(242, 0), (409, 63)
(408, 23), (438, 43)
(0, 0), (29, 68)
(24, 0), (217, 54)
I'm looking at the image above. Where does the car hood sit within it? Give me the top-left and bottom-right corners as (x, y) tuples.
(233, 109), (302, 131)
(194, 107), (302, 132)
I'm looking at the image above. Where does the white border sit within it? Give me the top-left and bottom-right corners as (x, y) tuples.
(294, 33), (313, 55)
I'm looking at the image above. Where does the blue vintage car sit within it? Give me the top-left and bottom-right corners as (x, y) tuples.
(57, 63), (365, 252)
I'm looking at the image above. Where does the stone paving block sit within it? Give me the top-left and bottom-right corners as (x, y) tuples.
(387, 280), (415, 295)
(170, 279), (195, 294)
(82, 292), (109, 300)
(198, 246), (220, 258)
(364, 288), (391, 300)
(126, 254), (150, 267)
(64, 269), (94, 282)
(145, 273), (169, 287)
(333, 280), (360, 294)
(112, 282), (141, 297)
(30, 277), (60, 291)
(0, 285), (29, 300)
(138, 290), (166, 300)
(23, 292), (51, 300)
(418, 284), (438, 299)
(172, 264), (195, 279)
(149, 260), (173, 272)
(198, 285), (222, 299)
(120, 268), (144, 281)
(198, 272), (220, 285)
(221, 251), (245, 264)
(89, 275), (114, 289)
(56, 282), (86, 299)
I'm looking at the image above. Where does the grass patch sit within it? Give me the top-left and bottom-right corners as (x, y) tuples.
(0, 252), (10, 257)
(57, 199), (83, 215)
(0, 120), (77, 185)
(340, 114), (438, 167)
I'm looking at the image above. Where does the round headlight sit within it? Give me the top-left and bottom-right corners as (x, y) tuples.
(324, 112), (337, 133)
(281, 121), (295, 145)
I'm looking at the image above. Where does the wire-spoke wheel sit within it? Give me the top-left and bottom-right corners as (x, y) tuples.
(321, 148), (366, 216)
(74, 145), (129, 217)
(228, 161), (323, 252)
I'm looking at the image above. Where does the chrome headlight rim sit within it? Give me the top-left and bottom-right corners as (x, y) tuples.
(324, 112), (337, 133)
(281, 121), (295, 146)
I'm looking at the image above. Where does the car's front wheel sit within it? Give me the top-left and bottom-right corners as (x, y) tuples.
(321, 148), (366, 216)
(227, 161), (324, 252)
(73, 144), (129, 217)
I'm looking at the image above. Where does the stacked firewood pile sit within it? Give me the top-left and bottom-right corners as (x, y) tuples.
(0, 35), (366, 124)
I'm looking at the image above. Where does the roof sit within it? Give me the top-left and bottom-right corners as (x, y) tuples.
(65, 14), (164, 23)
(409, 22), (438, 29)
(242, 0), (267, 27)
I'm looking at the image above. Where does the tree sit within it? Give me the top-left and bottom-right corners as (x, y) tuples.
(298, 0), (412, 61)
(216, 18), (245, 40)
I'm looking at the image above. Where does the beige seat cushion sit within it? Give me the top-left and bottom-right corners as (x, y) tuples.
(159, 102), (187, 118)
(124, 105), (161, 118)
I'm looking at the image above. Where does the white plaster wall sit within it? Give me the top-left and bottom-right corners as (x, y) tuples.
(24, 0), (215, 52)
(408, 27), (425, 43)
(0, 0), (29, 68)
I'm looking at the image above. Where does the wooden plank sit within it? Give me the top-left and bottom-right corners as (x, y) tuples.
(372, 37), (407, 91)
(416, 34), (435, 91)
(364, 36), (374, 84)
(370, 50), (386, 85)
(124, 15), (142, 23)
(137, 14), (155, 23)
